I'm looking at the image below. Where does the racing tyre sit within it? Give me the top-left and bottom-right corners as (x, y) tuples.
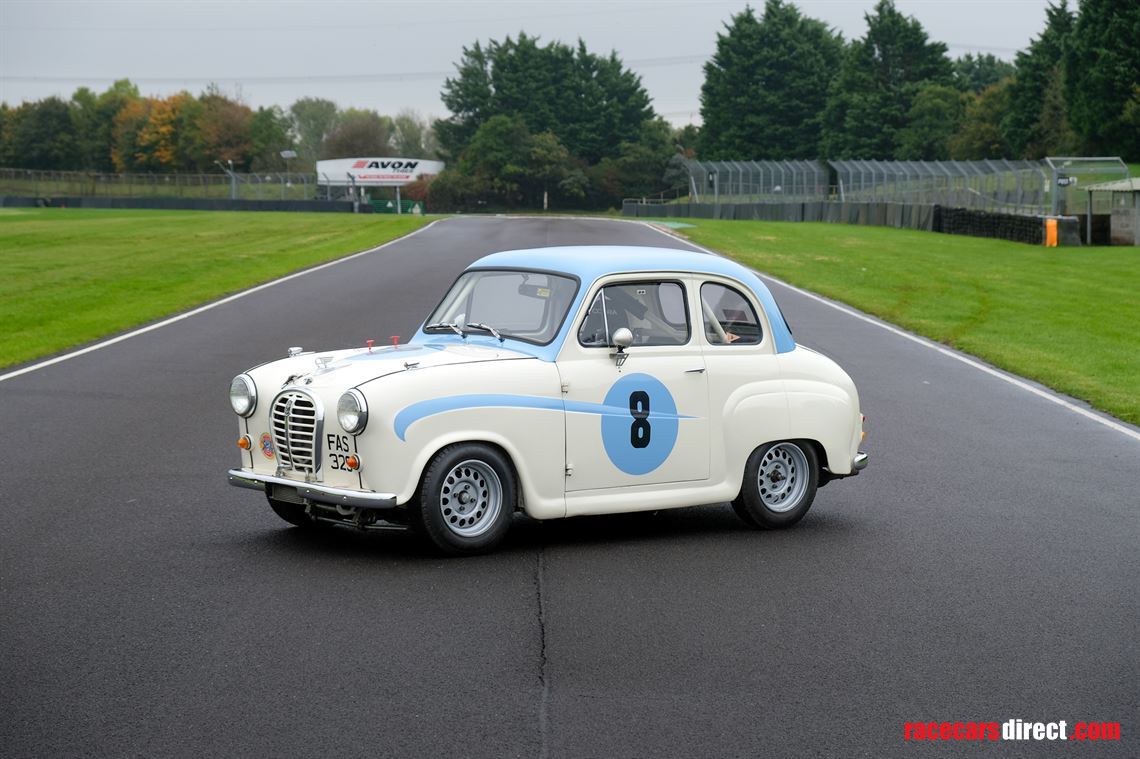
(412, 443), (516, 556)
(732, 441), (819, 529)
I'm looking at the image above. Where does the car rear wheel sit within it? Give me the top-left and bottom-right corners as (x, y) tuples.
(732, 441), (819, 529)
(411, 443), (516, 555)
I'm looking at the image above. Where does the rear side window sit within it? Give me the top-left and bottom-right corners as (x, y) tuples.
(701, 283), (762, 345)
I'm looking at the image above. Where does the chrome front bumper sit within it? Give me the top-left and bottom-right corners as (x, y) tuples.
(227, 469), (398, 509)
(829, 449), (870, 485)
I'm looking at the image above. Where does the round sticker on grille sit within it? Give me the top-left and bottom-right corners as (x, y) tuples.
(259, 432), (275, 459)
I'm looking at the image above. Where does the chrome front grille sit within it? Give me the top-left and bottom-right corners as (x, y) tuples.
(271, 390), (322, 475)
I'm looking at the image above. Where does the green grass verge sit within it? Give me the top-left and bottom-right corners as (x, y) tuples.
(660, 218), (1140, 426)
(0, 209), (431, 369)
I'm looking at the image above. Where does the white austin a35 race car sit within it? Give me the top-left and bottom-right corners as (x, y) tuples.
(228, 245), (867, 554)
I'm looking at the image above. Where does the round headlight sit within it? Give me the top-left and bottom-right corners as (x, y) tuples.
(337, 389), (368, 434)
(229, 374), (257, 417)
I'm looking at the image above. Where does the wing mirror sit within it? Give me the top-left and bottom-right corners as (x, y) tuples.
(611, 327), (633, 368)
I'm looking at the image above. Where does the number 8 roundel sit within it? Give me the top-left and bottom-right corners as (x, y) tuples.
(600, 373), (680, 475)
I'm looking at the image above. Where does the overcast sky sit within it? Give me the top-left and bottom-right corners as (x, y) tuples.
(1, 0), (1054, 125)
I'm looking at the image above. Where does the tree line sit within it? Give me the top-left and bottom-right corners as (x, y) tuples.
(426, 33), (679, 211)
(0, 0), (1135, 210)
(428, 0), (1136, 210)
(700, 0), (1139, 162)
(0, 83), (437, 174)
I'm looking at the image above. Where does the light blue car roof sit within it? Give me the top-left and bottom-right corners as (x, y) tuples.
(411, 245), (796, 359)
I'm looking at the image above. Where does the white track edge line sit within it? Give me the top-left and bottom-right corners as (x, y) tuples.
(641, 220), (1140, 444)
(0, 219), (442, 384)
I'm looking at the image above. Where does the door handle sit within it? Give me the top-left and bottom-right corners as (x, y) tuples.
(685, 367), (706, 374)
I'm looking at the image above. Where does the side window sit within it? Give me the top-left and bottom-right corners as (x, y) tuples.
(701, 283), (762, 345)
(578, 281), (690, 347)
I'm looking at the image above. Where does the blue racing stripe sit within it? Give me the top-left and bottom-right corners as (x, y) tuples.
(393, 393), (693, 441)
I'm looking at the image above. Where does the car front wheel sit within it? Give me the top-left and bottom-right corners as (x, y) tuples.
(732, 441), (819, 529)
(411, 443), (516, 555)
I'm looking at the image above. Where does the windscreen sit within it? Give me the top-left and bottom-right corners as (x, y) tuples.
(425, 270), (579, 345)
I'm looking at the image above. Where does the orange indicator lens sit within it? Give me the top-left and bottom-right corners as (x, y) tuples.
(346, 455), (361, 471)
(237, 436), (252, 450)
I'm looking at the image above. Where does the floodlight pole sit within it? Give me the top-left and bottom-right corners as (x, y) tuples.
(1086, 189), (1092, 245)
(280, 149), (297, 200)
(214, 160), (237, 200)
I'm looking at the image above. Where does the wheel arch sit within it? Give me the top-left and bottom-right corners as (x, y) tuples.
(732, 436), (827, 499)
(410, 434), (527, 512)
(798, 437), (830, 472)
(733, 437), (821, 529)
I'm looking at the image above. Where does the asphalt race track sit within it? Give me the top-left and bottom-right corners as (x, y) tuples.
(2, 217), (1137, 758)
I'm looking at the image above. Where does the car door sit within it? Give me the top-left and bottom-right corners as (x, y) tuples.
(557, 275), (710, 492)
(698, 278), (789, 484)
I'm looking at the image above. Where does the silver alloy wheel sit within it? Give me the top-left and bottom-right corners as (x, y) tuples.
(439, 459), (503, 538)
(757, 443), (809, 513)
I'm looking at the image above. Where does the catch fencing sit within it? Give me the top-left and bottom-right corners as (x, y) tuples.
(0, 169), (319, 202)
(830, 160), (1047, 215)
(0, 168), (429, 210)
(0, 195), (367, 213)
(680, 158), (1129, 217)
(683, 160), (828, 202)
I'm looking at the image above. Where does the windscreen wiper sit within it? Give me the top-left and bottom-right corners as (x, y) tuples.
(424, 322), (464, 337)
(465, 322), (504, 341)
